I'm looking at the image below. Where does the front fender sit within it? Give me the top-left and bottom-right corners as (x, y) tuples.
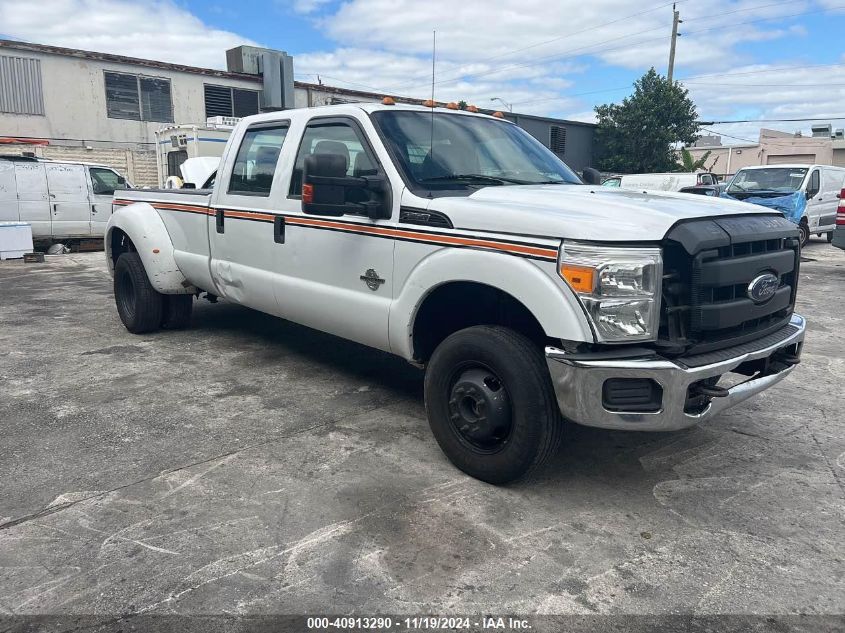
(389, 247), (593, 360)
(105, 202), (195, 294)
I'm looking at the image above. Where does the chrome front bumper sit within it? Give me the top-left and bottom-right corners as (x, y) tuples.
(546, 314), (806, 432)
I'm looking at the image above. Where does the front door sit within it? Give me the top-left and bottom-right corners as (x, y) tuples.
(13, 162), (50, 238)
(276, 116), (395, 352)
(88, 166), (127, 237)
(45, 164), (90, 238)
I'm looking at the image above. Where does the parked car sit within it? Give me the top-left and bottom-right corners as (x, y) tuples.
(602, 172), (719, 192)
(723, 164), (845, 246)
(832, 187), (845, 250)
(0, 155), (129, 241)
(106, 103), (805, 484)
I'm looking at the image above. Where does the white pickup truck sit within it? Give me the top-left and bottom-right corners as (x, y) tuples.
(106, 103), (806, 484)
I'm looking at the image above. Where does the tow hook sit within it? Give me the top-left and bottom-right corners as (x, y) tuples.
(697, 384), (730, 398)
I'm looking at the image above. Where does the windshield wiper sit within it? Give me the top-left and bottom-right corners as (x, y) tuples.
(419, 174), (518, 185)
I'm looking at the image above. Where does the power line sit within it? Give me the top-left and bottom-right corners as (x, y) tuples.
(700, 116), (845, 125)
(699, 127), (758, 143)
(395, 2), (845, 93)
(385, 0), (692, 93)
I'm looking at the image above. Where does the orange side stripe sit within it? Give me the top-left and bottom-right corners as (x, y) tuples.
(285, 216), (558, 259)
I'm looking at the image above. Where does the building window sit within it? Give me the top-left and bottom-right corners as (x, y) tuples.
(549, 125), (566, 155)
(0, 55), (45, 115)
(104, 71), (173, 122)
(204, 84), (260, 118)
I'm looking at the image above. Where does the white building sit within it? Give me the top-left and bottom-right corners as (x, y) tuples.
(1, 39), (596, 186)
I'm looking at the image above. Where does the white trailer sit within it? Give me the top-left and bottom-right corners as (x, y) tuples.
(154, 117), (240, 187)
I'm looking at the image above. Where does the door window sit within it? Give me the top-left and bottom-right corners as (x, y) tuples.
(289, 121), (377, 196)
(807, 170), (821, 198)
(166, 150), (188, 178)
(90, 168), (127, 195)
(228, 125), (289, 196)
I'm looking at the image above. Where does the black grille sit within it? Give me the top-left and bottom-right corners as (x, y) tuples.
(660, 215), (800, 355)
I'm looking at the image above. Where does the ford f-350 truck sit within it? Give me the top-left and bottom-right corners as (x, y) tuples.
(106, 103), (805, 484)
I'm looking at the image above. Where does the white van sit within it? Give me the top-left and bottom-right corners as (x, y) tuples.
(0, 156), (129, 241)
(602, 172), (718, 191)
(724, 164), (845, 245)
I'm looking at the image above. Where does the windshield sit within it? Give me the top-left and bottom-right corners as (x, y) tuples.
(727, 167), (808, 194)
(371, 111), (581, 193)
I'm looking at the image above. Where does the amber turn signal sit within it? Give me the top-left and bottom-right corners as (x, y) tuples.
(492, 111), (505, 118)
(560, 264), (595, 293)
(382, 97), (396, 105)
(302, 183), (314, 204)
(466, 105), (479, 113)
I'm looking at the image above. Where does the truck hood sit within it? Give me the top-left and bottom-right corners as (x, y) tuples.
(431, 184), (772, 241)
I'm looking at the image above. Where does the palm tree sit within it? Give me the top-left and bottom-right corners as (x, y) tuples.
(676, 147), (711, 172)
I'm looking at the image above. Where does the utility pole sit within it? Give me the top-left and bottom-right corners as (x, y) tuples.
(667, 4), (681, 83)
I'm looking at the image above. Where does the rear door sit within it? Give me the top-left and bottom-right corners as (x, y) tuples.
(0, 161), (18, 222)
(13, 162), (50, 238)
(209, 121), (290, 315)
(88, 166), (127, 237)
(45, 163), (90, 237)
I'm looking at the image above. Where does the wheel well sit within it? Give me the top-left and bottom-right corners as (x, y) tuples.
(109, 228), (135, 266)
(411, 282), (550, 363)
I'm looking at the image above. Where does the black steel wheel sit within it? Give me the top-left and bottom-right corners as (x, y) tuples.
(424, 325), (564, 484)
(114, 252), (163, 334)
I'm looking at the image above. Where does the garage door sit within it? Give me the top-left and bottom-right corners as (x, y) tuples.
(767, 154), (815, 165)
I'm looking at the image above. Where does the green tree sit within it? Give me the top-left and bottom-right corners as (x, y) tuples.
(594, 68), (700, 173)
(675, 147), (711, 172)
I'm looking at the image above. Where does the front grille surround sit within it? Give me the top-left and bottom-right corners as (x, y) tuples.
(659, 215), (800, 356)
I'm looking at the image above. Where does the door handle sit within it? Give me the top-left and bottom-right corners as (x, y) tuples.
(215, 208), (224, 234)
(53, 203), (58, 215)
(274, 216), (286, 244)
(91, 204), (97, 214)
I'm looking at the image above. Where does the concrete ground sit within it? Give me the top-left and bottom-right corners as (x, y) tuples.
(0, 240), (843, 628)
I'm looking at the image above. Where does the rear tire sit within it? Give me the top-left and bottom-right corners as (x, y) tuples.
(114, 252), (163, 334)
(424, 325), (564, 484)
(827, 231), (834, 243)
(161, 294), (193, 329)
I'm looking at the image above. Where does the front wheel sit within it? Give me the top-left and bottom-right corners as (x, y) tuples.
(798, 221), (810, 248)
(114, 252), (163, 334)
(424, 325), (564, 484)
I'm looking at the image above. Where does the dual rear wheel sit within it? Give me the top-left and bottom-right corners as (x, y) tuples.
(114, 252), (192, 334)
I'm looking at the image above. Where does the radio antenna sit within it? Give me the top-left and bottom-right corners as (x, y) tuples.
(428, 29), (436, 197)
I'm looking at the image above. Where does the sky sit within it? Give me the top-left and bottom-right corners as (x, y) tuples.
(1, 0), (844, 145)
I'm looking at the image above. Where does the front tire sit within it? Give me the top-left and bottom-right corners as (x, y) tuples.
(424, 325), (563, 484)
(798, 221), (810, 247)
(114, 252), (163, 334)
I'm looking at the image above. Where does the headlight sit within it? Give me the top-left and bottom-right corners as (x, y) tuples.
(558, 242), (662, 342)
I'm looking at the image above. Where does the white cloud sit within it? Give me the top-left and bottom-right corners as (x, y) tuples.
(0, 0), (841, 140)
(0, 0), (258, 69)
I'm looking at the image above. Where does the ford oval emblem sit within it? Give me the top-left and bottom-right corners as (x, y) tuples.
(747, 273), (779, 304)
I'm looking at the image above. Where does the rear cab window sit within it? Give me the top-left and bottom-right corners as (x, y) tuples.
(228, 124), (289, 196)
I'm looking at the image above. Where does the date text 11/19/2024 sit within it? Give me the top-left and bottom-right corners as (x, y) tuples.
(306, 616), (533, 629)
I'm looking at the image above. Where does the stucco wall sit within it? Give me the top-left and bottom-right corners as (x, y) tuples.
(0, 49), (260, 146)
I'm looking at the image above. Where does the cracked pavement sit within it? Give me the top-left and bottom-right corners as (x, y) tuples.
(0, 241), (843, 626)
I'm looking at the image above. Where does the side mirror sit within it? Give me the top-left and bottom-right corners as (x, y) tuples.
(302, 153), (391, 220)
(182, 182), (197, 190)
(117, 175), (126, 186)
(582, 167), (601, 186)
